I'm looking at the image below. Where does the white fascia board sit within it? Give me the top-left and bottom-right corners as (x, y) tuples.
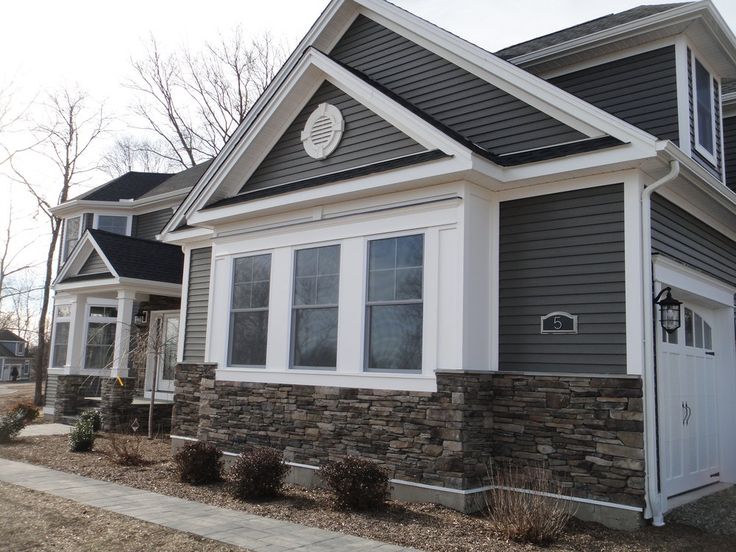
(506, 1), (736, 71)
(159, 226), (214, 246)
(54, 277), (118, 293)
(187, 155), (470, 227)
(355, 0), (657, 149)
(50, 187), (191, 218)
(160, 0), (360, 236)
(53, 278), (181, 296)
(115, 278), (182, 296)
(185, 49), (475, 218)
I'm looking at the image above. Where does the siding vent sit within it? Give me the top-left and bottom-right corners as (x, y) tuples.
(301, 103), (344, 159)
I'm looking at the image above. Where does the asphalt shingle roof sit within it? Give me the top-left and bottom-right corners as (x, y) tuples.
(139, 161), (213, 199)
(0, 330), (24, 342)
(495, 3), (691, 60)
(88, 229), (184, 284)
(76, 172), (173, 201)
(0, 343), (17, 357)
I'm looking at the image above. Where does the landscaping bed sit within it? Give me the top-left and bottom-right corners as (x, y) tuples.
(0, 434), (732, 552)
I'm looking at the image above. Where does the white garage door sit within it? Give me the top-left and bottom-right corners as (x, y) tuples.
(659, 304), (720, 497)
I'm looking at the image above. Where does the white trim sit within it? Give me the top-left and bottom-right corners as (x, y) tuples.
(82, 299), (119, 371)
(48, 300), (73, 370)
(624, 175), (645, 376)
(653, 255), (736, 307)
(177, 247), (191, 363)
(61, 215), (83, 263)
(675, 37), (692, 156)
(50, 187), (192, 218)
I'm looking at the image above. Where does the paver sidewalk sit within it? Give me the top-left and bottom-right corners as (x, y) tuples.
(0, 458), (417, 552)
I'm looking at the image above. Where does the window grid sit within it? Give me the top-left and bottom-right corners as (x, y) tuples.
(84, 305), (117, 370)
(229, 254), (271, 367)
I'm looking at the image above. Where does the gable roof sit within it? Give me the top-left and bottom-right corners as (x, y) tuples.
(163, 0), (660, 236)
(495, 4), (691, 61)
(0, 343), (16, 357)
(59, 229), (183, 285)
(0, 330), (24, 342)
(138, 161), (213, 199)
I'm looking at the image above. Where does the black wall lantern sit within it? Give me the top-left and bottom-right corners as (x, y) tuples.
(655, 287), (682, 334)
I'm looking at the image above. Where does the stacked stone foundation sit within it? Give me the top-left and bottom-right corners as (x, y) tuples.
(173, 365), (645, 523)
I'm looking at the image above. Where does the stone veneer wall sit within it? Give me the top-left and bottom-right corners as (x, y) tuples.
(173, 365), (644, 507)
(51, 375), (89, 421)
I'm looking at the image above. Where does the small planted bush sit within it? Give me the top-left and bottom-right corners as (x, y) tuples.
(485, 464), (574, 545)
(108, 432), (146, 466)
(0, 411), (26, 444)
(230, 447), (289, 501)
(78, 410), (102, 432)
(68, 419), (96, 452)
(173, 441), (223, 485)
(320, 456), (388, 511)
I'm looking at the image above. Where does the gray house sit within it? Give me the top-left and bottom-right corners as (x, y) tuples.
(48, 0), (736, 529)
(0, 330), (31, 382)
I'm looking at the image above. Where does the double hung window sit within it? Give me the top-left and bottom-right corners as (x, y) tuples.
(229, 254), (271, 366)
(291, 245), (340, 369)
(365, 234), (424, 372)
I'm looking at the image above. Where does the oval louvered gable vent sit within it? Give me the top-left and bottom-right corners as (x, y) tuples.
(301, 103), (344, 160)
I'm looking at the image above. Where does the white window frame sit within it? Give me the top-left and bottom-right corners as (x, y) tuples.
(92, 213), (133, 236)
(62, 216), (83, 261)
(50, 302), (73, 368)
(227, 252), (272, 368)
(691, 51), (718, 165)
(83, 300), (118, 370)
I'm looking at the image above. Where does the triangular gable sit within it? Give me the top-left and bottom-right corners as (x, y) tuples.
(163, 0), (658, 236)
(238, 80), (425, 197)
(77, 251), (109, 276)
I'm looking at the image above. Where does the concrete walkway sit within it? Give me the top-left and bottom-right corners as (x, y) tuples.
(0, 458), (417, 552)
(19, 423), (71, 437)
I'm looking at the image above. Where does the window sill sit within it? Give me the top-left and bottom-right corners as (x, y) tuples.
(216, 367), (437, 392)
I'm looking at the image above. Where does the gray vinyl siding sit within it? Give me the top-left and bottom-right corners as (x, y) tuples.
(550, 46), (678, 143)
(242, 81), (424, 194)
(651, 194), (736, 287)
(134, 208), (174, 240)
(499, 184), (626, 374)
(183, 247), (212, 362)
(688, 48), (723, 180)
(725, 115), (736, 191)
(330, 15), (586, 155)
(78, 251), (108, 275)
(46, 374), (58, 409)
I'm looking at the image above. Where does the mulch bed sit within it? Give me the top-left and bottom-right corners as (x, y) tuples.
(0, 433), (733, 552)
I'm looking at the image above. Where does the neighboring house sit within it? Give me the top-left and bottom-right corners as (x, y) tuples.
(0, 330), (32, 382)
(45, 163), (211, 424)
(48, 0), (736, 529)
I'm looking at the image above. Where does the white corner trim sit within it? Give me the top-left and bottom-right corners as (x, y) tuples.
(675, 38), (692, 156)
(624, 176), (645, 376)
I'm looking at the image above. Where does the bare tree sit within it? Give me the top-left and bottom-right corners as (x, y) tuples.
(100, 135), (173, 177)
(0, 202), (33, 304)
(127, 29), (286, 168)
(12, 88), (108, 405)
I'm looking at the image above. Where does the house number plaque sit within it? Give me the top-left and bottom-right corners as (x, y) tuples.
(540, 311), (578, 334)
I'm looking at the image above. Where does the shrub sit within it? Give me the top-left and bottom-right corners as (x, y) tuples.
(78, 410), (102, 432)
(108, 432), (147, 466)
(0, 411), (26, 444)
(68, 419), (96, 452)
(173, 441), (223, 485)
(230, 447), (289, 500)
(320, 456), (388, 511)
(484, 464), (574, 545)
(10, 402), (40, 424)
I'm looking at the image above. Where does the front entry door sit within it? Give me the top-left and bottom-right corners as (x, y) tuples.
(149, 311), (179, 397)
(658, 302), (720, 497)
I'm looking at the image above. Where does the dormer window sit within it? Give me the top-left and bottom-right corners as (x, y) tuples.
(93, 214), (131, 236)
(693, 54), (717, 163)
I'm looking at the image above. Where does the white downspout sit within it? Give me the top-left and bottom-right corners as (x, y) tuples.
(641, 159), (680, 527)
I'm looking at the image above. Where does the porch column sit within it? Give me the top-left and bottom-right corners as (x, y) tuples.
(112, 289), (136, 378)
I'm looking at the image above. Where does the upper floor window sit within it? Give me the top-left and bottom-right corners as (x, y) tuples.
(62, 216), (81, 261)
(693, 55), (716, 161)
(291, 245), (340, 369)
(94, 214), (130, 235)
(365, 234), (424, 372)
(229, 254), (271, 367)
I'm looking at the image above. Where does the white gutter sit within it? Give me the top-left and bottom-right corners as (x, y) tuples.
(641, 159), (680, 526)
